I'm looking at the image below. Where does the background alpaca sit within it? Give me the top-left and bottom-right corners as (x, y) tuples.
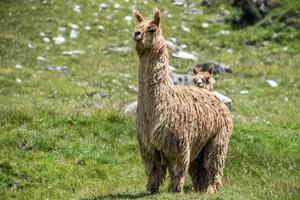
(134, 9), (233, 194)
(192, 67), (214, 91)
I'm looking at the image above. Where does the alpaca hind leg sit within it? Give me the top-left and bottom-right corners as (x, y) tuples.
(202, 130), (230, 194)
(168, 150), (190, 193)
(188, 150), (207, 192)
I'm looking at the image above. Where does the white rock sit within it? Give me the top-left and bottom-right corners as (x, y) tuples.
(181, 25), (190, 32)
(62, 50), (83, 55)
(266, 80), (278, 88)
(40, 32), (46, 37)
(98, 25), (105, 31)
(15, 64), (23, 69)
(85, 26), (91, 30)
(124, 16), (133, 23)
(70, 29), (78, 39)
(122, 101), (138, 113)
(53, 35), (65, 45)
(16, 78), (22, 84)
(73, 5), (81, 13)
(113, 3), (121, 9)
(58, 27), (67, 32)
(172, 51), (198, 61)
(213, 91), (232, 110)
(99, 3), (109, 10)
(27, 43), (33, 48)
(202, 22), (209, 28)
(43, 37), (50, 43)
(240, 90), (249, 95)
(37, 56), (47, 61)
(110, 47), (132, 52)
(68, 23), (79, 29)
(220, 30), (230, 35)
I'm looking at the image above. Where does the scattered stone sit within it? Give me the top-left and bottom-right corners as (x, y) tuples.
(219, 30), (230, 35)
(191, 8), (203, 15)
(181, 25), (190, 32)
(16, 64), (23, 69)
(213, 91), (232, 110)
(172, 51), (198, 61)
(27, 43), (33, 49)
(85, 26), (91, 31)
(122, 101), (137, 113)
(128, 85), (138, 93)
(40, 32), (46, 37)
(16, 78), (22, 84)
(202, 0), (213, 7)
(172, 0), (185, 6)
(62, 50), (83, 56)
(58, 27), (67, 32)
(98, 25), (105, 31)
(70, 29), (79, 39)
(124, 16), (133, 23)
(45, 65), (68, 72)
(240, 90), (249, 95)
(113, 3), (121, 9)
(88, 91), (107, 99)
(37, 56), (47, 61)
(194, 61), (232, 74)
(43, 37), (50, 43)
(202, 22), (209, 28)
(53, 35), (65, 45)
(110, 47), (132, 53)
(234, 0), (272, 23)
(170, 73), (193, 85)
(265, 79), (278, 88)
(99, 3), (109, 10)
(68, 23), (79, 30)
(73, 5), (81, 13)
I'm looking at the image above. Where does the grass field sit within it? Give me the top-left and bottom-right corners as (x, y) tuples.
(0, 0), (300, 199)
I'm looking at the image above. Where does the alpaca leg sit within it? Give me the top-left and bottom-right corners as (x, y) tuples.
(140, 147), (166, 194)
(202, 129), (230, 194)
(168, 150), (190, 193)
(188, 150), (206, 192)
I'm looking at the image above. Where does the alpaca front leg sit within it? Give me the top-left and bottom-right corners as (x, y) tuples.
(140, 146), (166, 194)
(168, 151), (190, 193)
(146, 161), (167, 194)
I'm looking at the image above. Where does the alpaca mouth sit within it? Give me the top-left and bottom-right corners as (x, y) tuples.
(134, 36), (143, 42)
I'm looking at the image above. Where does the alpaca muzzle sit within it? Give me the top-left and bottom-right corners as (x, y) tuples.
(134, 31), (143, 41)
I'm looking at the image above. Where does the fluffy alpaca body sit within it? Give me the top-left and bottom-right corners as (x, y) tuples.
(192, 67), (214, 91)
(134, 9), (232, 194)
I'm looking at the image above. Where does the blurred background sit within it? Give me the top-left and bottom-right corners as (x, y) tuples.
(0, 0), (299, 199)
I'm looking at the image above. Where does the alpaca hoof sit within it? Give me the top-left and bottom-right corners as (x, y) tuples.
(206, 185), (217, 195)
(147, 185), (158, 194)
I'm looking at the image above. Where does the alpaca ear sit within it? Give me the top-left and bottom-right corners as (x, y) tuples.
(208, 67), (213, 75)
(193, 67), (199, 75)
(133, 9), (144, 23)
(153, 8), (160, 26)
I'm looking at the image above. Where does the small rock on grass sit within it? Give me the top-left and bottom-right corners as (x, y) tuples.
(266, 79), (278, 88)
(45, 65), (68, 72)
(122, 101), (137, 113)
(194, 61), (232, 74)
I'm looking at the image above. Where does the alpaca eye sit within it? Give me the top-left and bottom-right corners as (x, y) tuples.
(148, 28), (156, 33)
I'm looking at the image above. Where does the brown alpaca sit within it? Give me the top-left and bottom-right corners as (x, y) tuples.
(192, 67), (214, 91)
(133, 9), (232, 194)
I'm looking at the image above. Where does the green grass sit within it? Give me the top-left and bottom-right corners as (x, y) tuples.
(0, 0), (300, 199)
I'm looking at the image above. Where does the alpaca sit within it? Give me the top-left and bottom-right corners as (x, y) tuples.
(192, 67), (214, 91)
(133, 9), (232, 194)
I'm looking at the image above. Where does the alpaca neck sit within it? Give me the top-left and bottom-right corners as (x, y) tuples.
(137, 40), (174, 106)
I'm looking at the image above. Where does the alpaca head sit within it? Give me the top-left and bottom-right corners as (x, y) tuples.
(192, 67), (214, 91)
(133, 9), (163, 52)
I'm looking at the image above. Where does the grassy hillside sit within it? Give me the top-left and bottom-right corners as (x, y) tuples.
(0, 0), (299, 199)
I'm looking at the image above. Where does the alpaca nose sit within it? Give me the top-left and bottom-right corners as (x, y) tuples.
(134, 31), (142, 41)
(135, 31), (141, 36)
(197, 80), (204, 88)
